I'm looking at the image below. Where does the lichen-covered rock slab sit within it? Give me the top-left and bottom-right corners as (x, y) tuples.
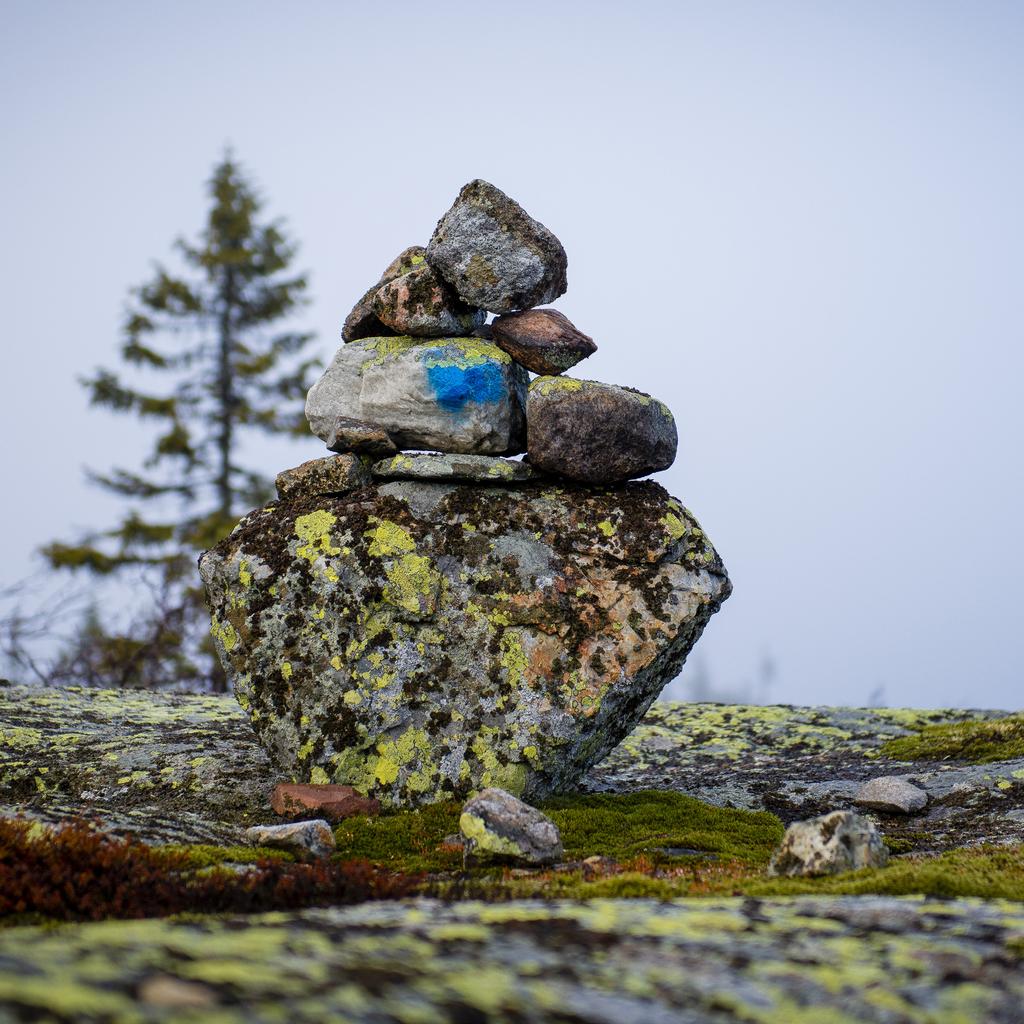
(373, 262), (485, 338)
(199, 479), (730, 807)
(528, 377), (678, 484)
(371, 452), (536, 484)
(305, 336), (528, 456)
(342, 245), (426, 342)
(427, 179), (568, 314)
(492, 308), (597, 375)
(1, 898), (1022, 1022)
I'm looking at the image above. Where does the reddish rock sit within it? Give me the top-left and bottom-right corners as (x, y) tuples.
(271, 783), (380, 821)
(492, 309), (596, 375)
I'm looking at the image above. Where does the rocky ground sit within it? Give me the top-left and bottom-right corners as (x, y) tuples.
(2, 683), (1023, 1021)
(2, 684), (1021, 850)
(0, 897), (1022, 1022)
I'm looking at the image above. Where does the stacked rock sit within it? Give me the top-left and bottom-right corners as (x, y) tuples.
(200, 181), (730, 810)
(302, 178), (676, 486)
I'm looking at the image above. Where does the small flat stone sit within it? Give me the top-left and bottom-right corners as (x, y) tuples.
(768, 810), (889, 877)
(427, 180), (568, 314)
(373, 262), (485, 338)
(492, 309), (597, 375)
(343, 246), (426, 342)
(275, 454), (371, 501)
(244, 820), (336, 858)
(854, 776), (929, 814)
(271, 783), (380, 821)
(371, 453), (535, 484)
(527, 377), (677, 484)
(460, 787), (563, 866)
(325, 416), (398, 458)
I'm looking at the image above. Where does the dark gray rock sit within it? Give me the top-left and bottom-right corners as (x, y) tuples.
(325, 416), (398, 459)
(342, 246), (426, 342)
(768, 811), (889, 877)
(854, 776), (929, 814)
(373, 262), (485, 338)
(527, 377), (677, 484)
(427, 180), (568, 314)
(275, 454), (371, 501)
(371, 453), (535, 484)
(459, 787), (563, 865)
(492, 308), (596, 375)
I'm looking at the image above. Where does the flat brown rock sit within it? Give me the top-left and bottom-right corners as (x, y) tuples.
(492, 309), (596, 375)
(272, 783), (380, 821)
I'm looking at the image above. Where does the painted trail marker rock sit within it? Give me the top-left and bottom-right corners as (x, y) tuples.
(305, 336), (527, 456)
(199, 479), (730, 807)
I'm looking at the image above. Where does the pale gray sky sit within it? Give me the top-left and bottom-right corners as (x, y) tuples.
(2, 1), (1022, 708)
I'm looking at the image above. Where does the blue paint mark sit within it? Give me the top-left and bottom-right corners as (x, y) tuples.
(427, 363), (505, 413)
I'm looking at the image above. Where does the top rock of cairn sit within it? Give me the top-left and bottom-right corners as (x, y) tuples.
(200, 180), (728, 809)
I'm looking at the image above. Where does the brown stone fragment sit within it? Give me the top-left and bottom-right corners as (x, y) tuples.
(492, 309), (597, 375)
(275, 454), (371, 501)
(272, 782), (380, 821)
(325, 416), (398, 458)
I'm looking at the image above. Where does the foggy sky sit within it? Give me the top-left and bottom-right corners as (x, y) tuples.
(1, 0), (1022, 708)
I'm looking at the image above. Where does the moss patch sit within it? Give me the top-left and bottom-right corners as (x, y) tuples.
(543, 791), (783, 864)
(881, 714), (1024, 764)
(747, 844), (1024, 901)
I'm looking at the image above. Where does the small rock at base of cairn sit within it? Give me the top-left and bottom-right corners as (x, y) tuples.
(527, 377), (677, 484)
(459, 788), (563, 867)
(371, 453), (535, 484)
(275, 454), (370, 501)
(325, 416), (397, 458)
(492, 308), (596, 375)
(245, 820), (336, 858)
(768, 811), (889, 877)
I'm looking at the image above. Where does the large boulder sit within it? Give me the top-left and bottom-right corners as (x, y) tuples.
(199, 479), (730, 807)
(527, 377), (678, 484)
(426, 180), (568, 314)
(305, 337), (528, 456)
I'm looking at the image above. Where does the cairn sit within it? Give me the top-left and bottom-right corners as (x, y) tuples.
(200, 181), (730, 807)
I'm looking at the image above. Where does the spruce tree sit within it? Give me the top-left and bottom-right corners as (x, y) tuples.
(43, 155), (318, 690)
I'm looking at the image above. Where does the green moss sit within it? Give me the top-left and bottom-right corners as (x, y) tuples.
(1008, 938), (1024, 959)
(333, 803), (463, 874)
(747, 845), (1024, 901)
(542, 791), (784, 865)
(166, 844), (294, 868)
(881, 714), (1024, 764)
(331, 791), (782, 877)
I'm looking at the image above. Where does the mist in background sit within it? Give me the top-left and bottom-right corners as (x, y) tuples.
(2, 1), (1021, 708)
